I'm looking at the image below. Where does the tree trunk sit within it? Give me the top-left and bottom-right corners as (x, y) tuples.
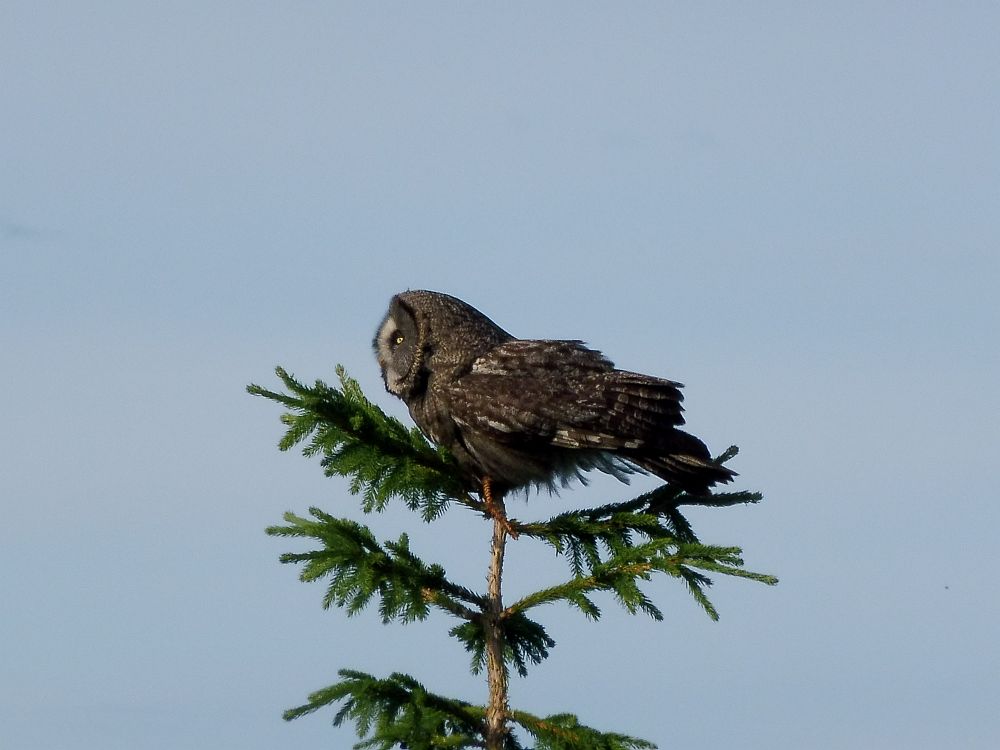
(484, 505), (510, 750)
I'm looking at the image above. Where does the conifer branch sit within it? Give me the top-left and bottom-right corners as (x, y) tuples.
(267, 508), (485, 622)
(284, 669), (488, 750)
(504, 447), (775, 620)
(503, 558), (658, 623)
(516, 449), (755, 558)
(449, 610), (556, 678)
(508, 709), (656, 750)
(248, 366), (478, 520)
(283, 668), (658, 750)
(503, 537), (777, 623)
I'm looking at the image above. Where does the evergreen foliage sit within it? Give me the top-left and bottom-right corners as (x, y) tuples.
(249, 365), (776, 749)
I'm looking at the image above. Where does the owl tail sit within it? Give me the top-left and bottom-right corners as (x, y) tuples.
(626, 429), (737, 495)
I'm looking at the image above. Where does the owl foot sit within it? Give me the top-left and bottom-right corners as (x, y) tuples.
(480, 476), (520, 539)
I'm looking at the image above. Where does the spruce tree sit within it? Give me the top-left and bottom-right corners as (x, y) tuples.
(249, 365), (776, 749)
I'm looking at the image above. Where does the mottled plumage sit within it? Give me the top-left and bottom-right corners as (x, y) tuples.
(374, 290), (734, 496)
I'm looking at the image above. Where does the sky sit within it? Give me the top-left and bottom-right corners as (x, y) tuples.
(2, 2), (998, 748)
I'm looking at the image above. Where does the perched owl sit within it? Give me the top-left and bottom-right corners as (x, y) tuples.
(374, 290), (734, 501)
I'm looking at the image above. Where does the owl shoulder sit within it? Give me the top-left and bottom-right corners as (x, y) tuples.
(470, 339), (613, 376)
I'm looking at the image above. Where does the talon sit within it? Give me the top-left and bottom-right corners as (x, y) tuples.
(480, 476), (519, 539)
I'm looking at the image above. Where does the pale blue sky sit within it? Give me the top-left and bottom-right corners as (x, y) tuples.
(2, 3), (998, 749)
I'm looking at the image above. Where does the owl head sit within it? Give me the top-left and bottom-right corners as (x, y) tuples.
(373, 290), (512, 400)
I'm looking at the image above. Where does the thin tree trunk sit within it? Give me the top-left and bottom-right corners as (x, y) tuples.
(484, 501), (510, 750)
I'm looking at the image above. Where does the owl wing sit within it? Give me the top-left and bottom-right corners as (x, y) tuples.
(442, 339), (687, 451)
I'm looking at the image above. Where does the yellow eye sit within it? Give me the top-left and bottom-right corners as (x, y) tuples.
(395, 335), (405, 345)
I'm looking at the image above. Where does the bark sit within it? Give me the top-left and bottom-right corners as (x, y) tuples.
(483, 500), (510, 750)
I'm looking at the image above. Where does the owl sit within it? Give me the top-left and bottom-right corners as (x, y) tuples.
(373, 290), (734, 504)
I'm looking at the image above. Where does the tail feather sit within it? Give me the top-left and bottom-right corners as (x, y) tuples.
(624, 428), (736, 494)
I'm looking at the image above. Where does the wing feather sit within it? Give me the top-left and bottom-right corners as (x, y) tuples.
(438, 338), (733, 492)
(449, 340), (687, 446)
